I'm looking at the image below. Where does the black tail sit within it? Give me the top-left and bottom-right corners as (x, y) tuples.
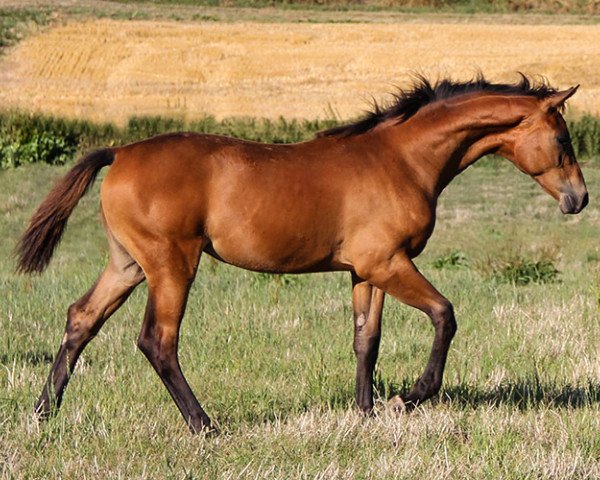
(16, 148), (115, 274)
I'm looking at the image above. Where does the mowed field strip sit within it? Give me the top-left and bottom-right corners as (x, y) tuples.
(1, 19), (600, 123)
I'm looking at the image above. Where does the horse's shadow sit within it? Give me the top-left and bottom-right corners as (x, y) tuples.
(374, 375), (600, 409)
(4, 351), (597, 414)
(0, 350), (54, 366)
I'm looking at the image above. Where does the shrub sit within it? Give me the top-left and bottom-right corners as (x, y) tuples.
(0, 113), (79, 168)
(432, 251), (468, 270)
(0, 110), (598, 170)
(0, 133), (75, 169)
(484, 256), (560, 285)
(569, 115), (600, 159)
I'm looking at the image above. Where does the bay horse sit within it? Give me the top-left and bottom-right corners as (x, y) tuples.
(17, 75), (588, 433)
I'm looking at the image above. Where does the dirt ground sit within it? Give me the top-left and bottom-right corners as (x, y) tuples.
(1, 18), (599, 123)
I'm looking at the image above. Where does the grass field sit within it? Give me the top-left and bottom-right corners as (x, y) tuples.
(1, 153), (599, 478)
(0, 2), (599, 478)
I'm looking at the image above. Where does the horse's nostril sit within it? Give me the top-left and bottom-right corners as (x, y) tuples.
(581, 191), (589, 209)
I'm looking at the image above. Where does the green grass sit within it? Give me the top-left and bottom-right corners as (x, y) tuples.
(109, 0), (600, 15)
(0, 147), (598, 477)
(2, 0), (600, 28)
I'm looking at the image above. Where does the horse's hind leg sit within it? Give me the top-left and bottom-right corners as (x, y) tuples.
(136, 239), (211, 433)
(36, 233), (145, 418)
(351, 273), (385, 413)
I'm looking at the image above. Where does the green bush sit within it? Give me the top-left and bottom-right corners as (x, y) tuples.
(0, 110), (598, 170)
(0, 113), (79, 168)
(569, 115), (600, 159)
(432, 250), (468, 270)
(0, 111), (340, 169)
(485, 257), (560, 286)
(0, 133), (75, 169)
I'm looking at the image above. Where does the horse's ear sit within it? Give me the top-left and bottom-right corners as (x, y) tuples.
(543, 85), (579, 112)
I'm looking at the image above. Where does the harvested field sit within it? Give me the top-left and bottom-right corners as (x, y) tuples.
(1, 19), (599, 123)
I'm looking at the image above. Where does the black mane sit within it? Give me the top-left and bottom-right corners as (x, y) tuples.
(318, 74), (559, 138)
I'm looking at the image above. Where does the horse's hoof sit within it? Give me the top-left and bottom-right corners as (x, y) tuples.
(189, 419), (219, 437)
(203, 425), (220, 438)
(357, 405), (376, 418)
(388, 395), (420, 413)
(387, 395), (407, 412)
(33, 400), (55, 422)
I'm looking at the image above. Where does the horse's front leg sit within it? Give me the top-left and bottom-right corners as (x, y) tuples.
(351, 273), (385, 413)
(357, 254), (457, 409)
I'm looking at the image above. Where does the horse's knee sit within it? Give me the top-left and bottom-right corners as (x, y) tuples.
(353, 329), (380, 358)
(138, 334), (163, 372)
(137, 331), (177, 377)
(352, 298), (383, 358)
(137, 331), (159, 365)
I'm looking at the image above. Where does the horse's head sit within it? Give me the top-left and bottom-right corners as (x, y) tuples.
(500, 86), (588, 214)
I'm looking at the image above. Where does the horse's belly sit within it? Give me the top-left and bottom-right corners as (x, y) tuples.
(204, 170), (346, 273)
(205, 230), (348, 274)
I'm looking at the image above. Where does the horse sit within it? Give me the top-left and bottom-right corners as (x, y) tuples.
(17, 75), (588, 433)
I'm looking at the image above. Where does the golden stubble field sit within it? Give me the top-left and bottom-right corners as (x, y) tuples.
(1, 19), (600, 123)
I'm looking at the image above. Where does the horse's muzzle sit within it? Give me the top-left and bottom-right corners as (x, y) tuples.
(560, 190), (589, 214)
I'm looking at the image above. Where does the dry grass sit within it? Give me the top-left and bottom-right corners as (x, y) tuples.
(0, 19), (599, 124)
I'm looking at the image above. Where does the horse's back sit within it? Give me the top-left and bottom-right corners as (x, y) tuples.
(101, 132), (323, 229)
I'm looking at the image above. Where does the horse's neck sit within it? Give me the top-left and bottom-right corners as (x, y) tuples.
(390, 95), (531, 195)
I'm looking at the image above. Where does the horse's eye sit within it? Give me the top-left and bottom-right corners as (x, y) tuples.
(556, 136), (574, 158)
(557, 136), (570, 148)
